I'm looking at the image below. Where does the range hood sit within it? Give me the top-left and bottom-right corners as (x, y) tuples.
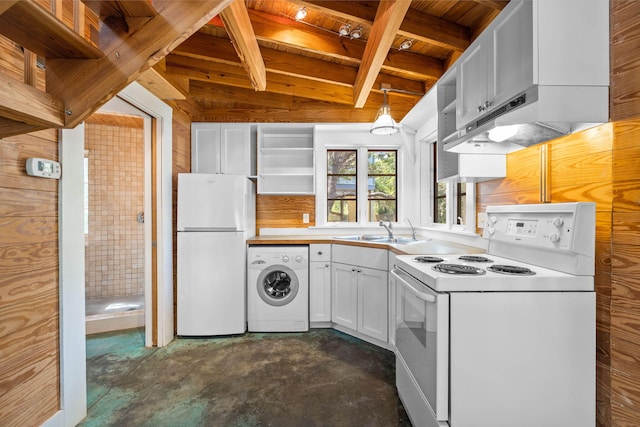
(444, 84), (609, 154)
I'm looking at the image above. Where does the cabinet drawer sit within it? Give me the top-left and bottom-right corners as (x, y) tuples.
(332, 244), (387, 271)
(310, 244), (331, 262)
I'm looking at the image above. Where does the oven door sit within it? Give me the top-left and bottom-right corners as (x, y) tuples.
(392, 267), (449, 423)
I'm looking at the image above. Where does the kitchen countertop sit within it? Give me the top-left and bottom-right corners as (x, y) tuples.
(247, 234), (485, 256)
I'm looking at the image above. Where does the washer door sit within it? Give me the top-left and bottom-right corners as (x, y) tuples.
(256, 265), (299, 306)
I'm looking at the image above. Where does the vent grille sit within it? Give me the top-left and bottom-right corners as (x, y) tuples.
(467, 94), (527, 132)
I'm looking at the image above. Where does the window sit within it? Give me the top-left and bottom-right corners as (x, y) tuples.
(327, 150), (357, 222)
(368, 150), (397, 222)
(327, 149), (398, 224)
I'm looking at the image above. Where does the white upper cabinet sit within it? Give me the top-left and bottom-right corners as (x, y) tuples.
(456, 0), (608, 130)
(457, 0), (533, 128)
(191, 123), (253, 175)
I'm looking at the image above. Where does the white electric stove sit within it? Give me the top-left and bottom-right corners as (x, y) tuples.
(392, 202), (596, 427)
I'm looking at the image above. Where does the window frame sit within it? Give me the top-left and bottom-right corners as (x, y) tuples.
(366, 149), (398, 223)
(321, 145), (401, 227)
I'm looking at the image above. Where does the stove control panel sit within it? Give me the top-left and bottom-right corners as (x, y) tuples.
(486, 213), (573, 249)
(483, 202), (595, 275)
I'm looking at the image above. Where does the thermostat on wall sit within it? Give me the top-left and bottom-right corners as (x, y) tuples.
(26, 158), (61, 179)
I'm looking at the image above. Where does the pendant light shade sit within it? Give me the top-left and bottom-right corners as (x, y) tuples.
(370, 89), (398, 135)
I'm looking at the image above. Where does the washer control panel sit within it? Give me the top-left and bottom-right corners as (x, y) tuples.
(248, 246), (308, 268)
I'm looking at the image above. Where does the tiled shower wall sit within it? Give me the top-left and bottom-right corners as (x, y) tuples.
(84, 113), (145, 299)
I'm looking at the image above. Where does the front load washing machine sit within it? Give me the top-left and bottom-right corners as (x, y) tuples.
(247, 246), (309, 332)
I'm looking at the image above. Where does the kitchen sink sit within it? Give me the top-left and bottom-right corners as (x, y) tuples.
(333, 235), (422, 245)
(334, 235), (387, 241)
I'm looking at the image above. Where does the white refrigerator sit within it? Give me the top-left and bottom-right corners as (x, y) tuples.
(177, 173), (255, 336)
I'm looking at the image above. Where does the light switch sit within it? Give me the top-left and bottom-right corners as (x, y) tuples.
(302, 213), (310, 223)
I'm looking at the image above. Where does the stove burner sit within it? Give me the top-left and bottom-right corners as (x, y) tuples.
(432, 263), (486, 275)
(487, 265), (536, 276)
(458, 255), (493, 263)
(414, 256), (444, 263)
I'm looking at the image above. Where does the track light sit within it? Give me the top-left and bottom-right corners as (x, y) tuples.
(399, 39), (413, 51)
(350, 27), (363, 39)
(338, 24), (351, 37)
(295, 6), (307, 21)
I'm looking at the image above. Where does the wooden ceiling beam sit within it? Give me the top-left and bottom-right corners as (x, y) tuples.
(0, 72), (65, 129)
(399, 8), (470, 52)
(136, 64), (189, 100)
(353, 0), (411, 108)
(82, 0), (157, 17)
(219, 0), (267, 90)
(190, 81), (295, 109)
(45, 0), (234, 128)
(0, 118), (45, 139)
(246, 8), (363, 63)
(198, 98), (413, 123)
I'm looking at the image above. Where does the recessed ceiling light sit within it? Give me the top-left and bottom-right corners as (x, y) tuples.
(295, 6), (307, 21)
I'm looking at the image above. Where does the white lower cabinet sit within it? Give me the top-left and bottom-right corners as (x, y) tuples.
(309, 244), (331, 325)
(331, 245), (388, 344)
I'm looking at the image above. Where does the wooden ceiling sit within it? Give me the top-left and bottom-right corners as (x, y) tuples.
(0, 0), (507, 138)
(169, 0), (508, 122)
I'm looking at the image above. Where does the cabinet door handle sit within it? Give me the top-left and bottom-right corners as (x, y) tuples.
(317, 251), (323, 255)
(325, 264), (330, 268)
(357, 269), (362, 273)
(352, 268), (356, 272)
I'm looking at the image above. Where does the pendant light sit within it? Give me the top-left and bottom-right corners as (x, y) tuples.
(370, 88), (398, 135)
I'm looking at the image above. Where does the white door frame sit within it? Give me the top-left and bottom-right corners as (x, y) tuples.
(54, 82), (173, 427)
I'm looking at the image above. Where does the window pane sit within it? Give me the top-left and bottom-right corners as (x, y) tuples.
(436, 181), (446, 197)
(435, 197), (446, 224)
(328, 150), (356, 174)
(368, 151), (396, 174)
(368, 176), (396, 199)
(328, 176), (356, 199)
(370, 200), (396, 222)
(328, 150), (357, 223)
(457, 183), (466, 225)
(328, 200), (357, 222)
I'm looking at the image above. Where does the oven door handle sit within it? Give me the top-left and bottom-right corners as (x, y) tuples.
(391, 268), (437, 303)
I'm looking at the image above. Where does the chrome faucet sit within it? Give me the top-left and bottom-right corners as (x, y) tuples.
(379, 220), (394, 239)
(404, 218), (417, 240)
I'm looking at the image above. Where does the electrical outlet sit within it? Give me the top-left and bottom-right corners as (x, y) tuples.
(302, 213), (310, 224)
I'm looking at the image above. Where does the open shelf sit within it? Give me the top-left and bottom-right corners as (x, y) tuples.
(257, 126), (315, 195)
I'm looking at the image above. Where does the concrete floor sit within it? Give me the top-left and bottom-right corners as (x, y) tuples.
(81, 328), (412, 426)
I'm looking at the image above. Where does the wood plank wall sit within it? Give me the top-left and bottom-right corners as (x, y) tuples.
(0, 8), (61, 422)
(255, 195), (316, 235)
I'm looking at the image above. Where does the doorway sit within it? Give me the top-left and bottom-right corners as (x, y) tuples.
(84, 99), (151, 336)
